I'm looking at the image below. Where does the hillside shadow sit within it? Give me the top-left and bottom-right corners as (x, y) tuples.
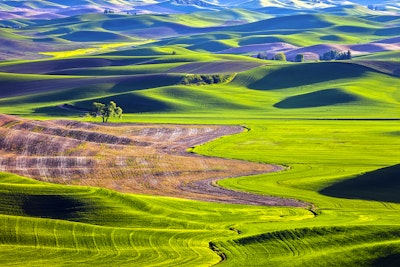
(33, 106), (77, 116)
(76, 93), (172, 113)
(0, 58), (113, 74)
(22, 195), (87, 220)
(231, 14), (332, 32)
(375, 27), (400, 36)
(334, 25), (373, 33)
(320, 164), (400, 203)
(248, 63), (367, 90)
(107, 75), (181, 93)
(188, 41), (232, 52)
(274, 89), (359, 109)
(61, 31), (130, 42)
(371, 253), (400, 267)
(239, 36), (284, 46)
(34, 93), (172, 115)
(320, 35), (343, 41)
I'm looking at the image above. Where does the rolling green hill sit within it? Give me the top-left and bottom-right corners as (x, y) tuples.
(0, 172), (313, 266)
(0, 57), (399, 119)
(1, 4), (400, 267)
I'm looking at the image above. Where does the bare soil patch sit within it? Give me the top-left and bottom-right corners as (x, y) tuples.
(0, 114), (306, 207)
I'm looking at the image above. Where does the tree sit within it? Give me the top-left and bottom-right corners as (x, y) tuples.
(256, 52), (268, 60)
(104, 9), (114, 14)
(273, 52), (286, 61)
(294, 53), (304, 62)
(346, 50), (352, 60)
(91, 101), (123, 123)
(320, 50), (352, 61)
(321, 50), (338, 61)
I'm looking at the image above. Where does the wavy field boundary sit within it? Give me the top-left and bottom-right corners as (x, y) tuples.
(0, 114), (304, 207)
(0, 172), (313, 266)
(1, 118), (400, 266)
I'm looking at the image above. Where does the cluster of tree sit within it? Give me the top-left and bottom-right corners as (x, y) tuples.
(294, 53), (305, 62)
(256, 52), (287, 61)
(320, 50), (352, 61)
(273, 52), (287, 61)
(367, 4), (378, 10)
(257, 52), (306, 62)
(90, 101), (123, 123)
(256, 52), (268, 60)
(104, 9), (137, 15)
(103, 9), (115, 14)
(180, 74), (234, 85)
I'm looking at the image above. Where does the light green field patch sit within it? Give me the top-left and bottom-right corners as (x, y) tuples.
(39, 41), (153, 58)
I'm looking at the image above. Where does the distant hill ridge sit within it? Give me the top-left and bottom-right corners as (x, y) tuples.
(0, 0), (398, 19)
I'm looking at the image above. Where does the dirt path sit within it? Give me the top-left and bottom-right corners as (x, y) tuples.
(181, 176), (306, 207)
(157, 125), (307, 207)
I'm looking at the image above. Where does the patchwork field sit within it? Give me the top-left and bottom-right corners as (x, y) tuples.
(0, 1), (400, 266)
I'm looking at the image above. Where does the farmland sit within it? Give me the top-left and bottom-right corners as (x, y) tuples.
(0, 0), (400, 266)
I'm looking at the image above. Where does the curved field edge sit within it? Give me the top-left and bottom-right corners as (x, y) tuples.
(1, 118), (399, 266)
(192, 119), (400, 265)
(0, 172), (312, 267)
(216, 225), (400, 266)
(0, 114), (305, 206)
(193, 120), (400, 209)
(1, 112), (400, 264)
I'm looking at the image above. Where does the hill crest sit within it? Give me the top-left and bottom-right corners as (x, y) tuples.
(0, 0), (398, 19)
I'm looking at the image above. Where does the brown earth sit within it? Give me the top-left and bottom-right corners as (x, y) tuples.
(0, 114), (306, 207)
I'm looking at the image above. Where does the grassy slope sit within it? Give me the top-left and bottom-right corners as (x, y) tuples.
(1, 58), (399, 119)
(194, 119), (400, 266)
(0, 173), (311, 266)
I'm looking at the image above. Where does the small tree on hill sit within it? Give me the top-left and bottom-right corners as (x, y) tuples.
(347, 50), (352, 60)
(273, 52), (286, 61)
(91, 101), (123, 123)
(294, 53), (304, 62)
(256, 52), (268, 60)
(104, 9), (114, 14)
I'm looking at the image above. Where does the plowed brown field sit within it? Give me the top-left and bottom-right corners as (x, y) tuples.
(0, 114), (305, 207)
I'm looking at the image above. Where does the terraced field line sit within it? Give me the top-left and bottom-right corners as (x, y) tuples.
(110, 229), (121, 257)
(33, 220), (39, 248)
(91, 227), (100, 257)
(72, 224), (79, 252)
(148, 231), (162, 264)
(15, 217), (20, 244)
(128, 232), (140, 262)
